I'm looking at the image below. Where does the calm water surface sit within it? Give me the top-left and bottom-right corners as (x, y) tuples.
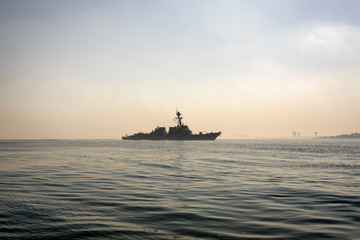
(1, 139), (359, 239)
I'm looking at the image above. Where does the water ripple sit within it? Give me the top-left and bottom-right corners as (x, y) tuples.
(1, 139), (359, 239)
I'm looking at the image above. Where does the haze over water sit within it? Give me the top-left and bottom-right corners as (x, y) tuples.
(1, 139), (359, 239)
(1, 0), (360, 139)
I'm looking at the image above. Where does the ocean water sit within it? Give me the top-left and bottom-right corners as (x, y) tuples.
(0, 139), (359, 240)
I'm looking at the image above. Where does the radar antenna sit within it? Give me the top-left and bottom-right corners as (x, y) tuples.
(175, 108), (183, 127)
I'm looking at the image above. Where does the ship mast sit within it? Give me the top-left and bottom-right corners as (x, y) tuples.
(175, 109), (183, 127)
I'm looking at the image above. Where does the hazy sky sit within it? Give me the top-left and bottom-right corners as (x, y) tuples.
(1, 0), (360, 139)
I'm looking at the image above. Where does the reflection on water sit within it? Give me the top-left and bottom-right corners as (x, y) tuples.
(1, 139), (359, 239)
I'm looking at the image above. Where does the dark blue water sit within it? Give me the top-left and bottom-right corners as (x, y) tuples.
(1, 139), (359, 239)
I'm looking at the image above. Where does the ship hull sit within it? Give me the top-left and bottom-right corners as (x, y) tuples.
(122, 135), (166, 140)
(122, 132), (221, 141)
(167, 132), (221, 140)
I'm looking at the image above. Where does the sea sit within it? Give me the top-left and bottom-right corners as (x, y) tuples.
(0, 139), (359, 240)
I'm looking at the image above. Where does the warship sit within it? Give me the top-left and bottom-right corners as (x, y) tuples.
(122, 110), (221, 140)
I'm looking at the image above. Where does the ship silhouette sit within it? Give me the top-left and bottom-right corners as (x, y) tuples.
(122, 110), (221, 140)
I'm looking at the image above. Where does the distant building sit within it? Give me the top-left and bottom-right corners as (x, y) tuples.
(315, 132), (318, 138)
(292, 131), (297, 137)
(298, 132), (300, 137)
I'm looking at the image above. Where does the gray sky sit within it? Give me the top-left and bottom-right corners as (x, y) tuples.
(1, 0), (360, 139)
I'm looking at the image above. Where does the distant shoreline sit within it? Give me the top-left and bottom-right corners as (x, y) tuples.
(320, 132), (360, 139)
